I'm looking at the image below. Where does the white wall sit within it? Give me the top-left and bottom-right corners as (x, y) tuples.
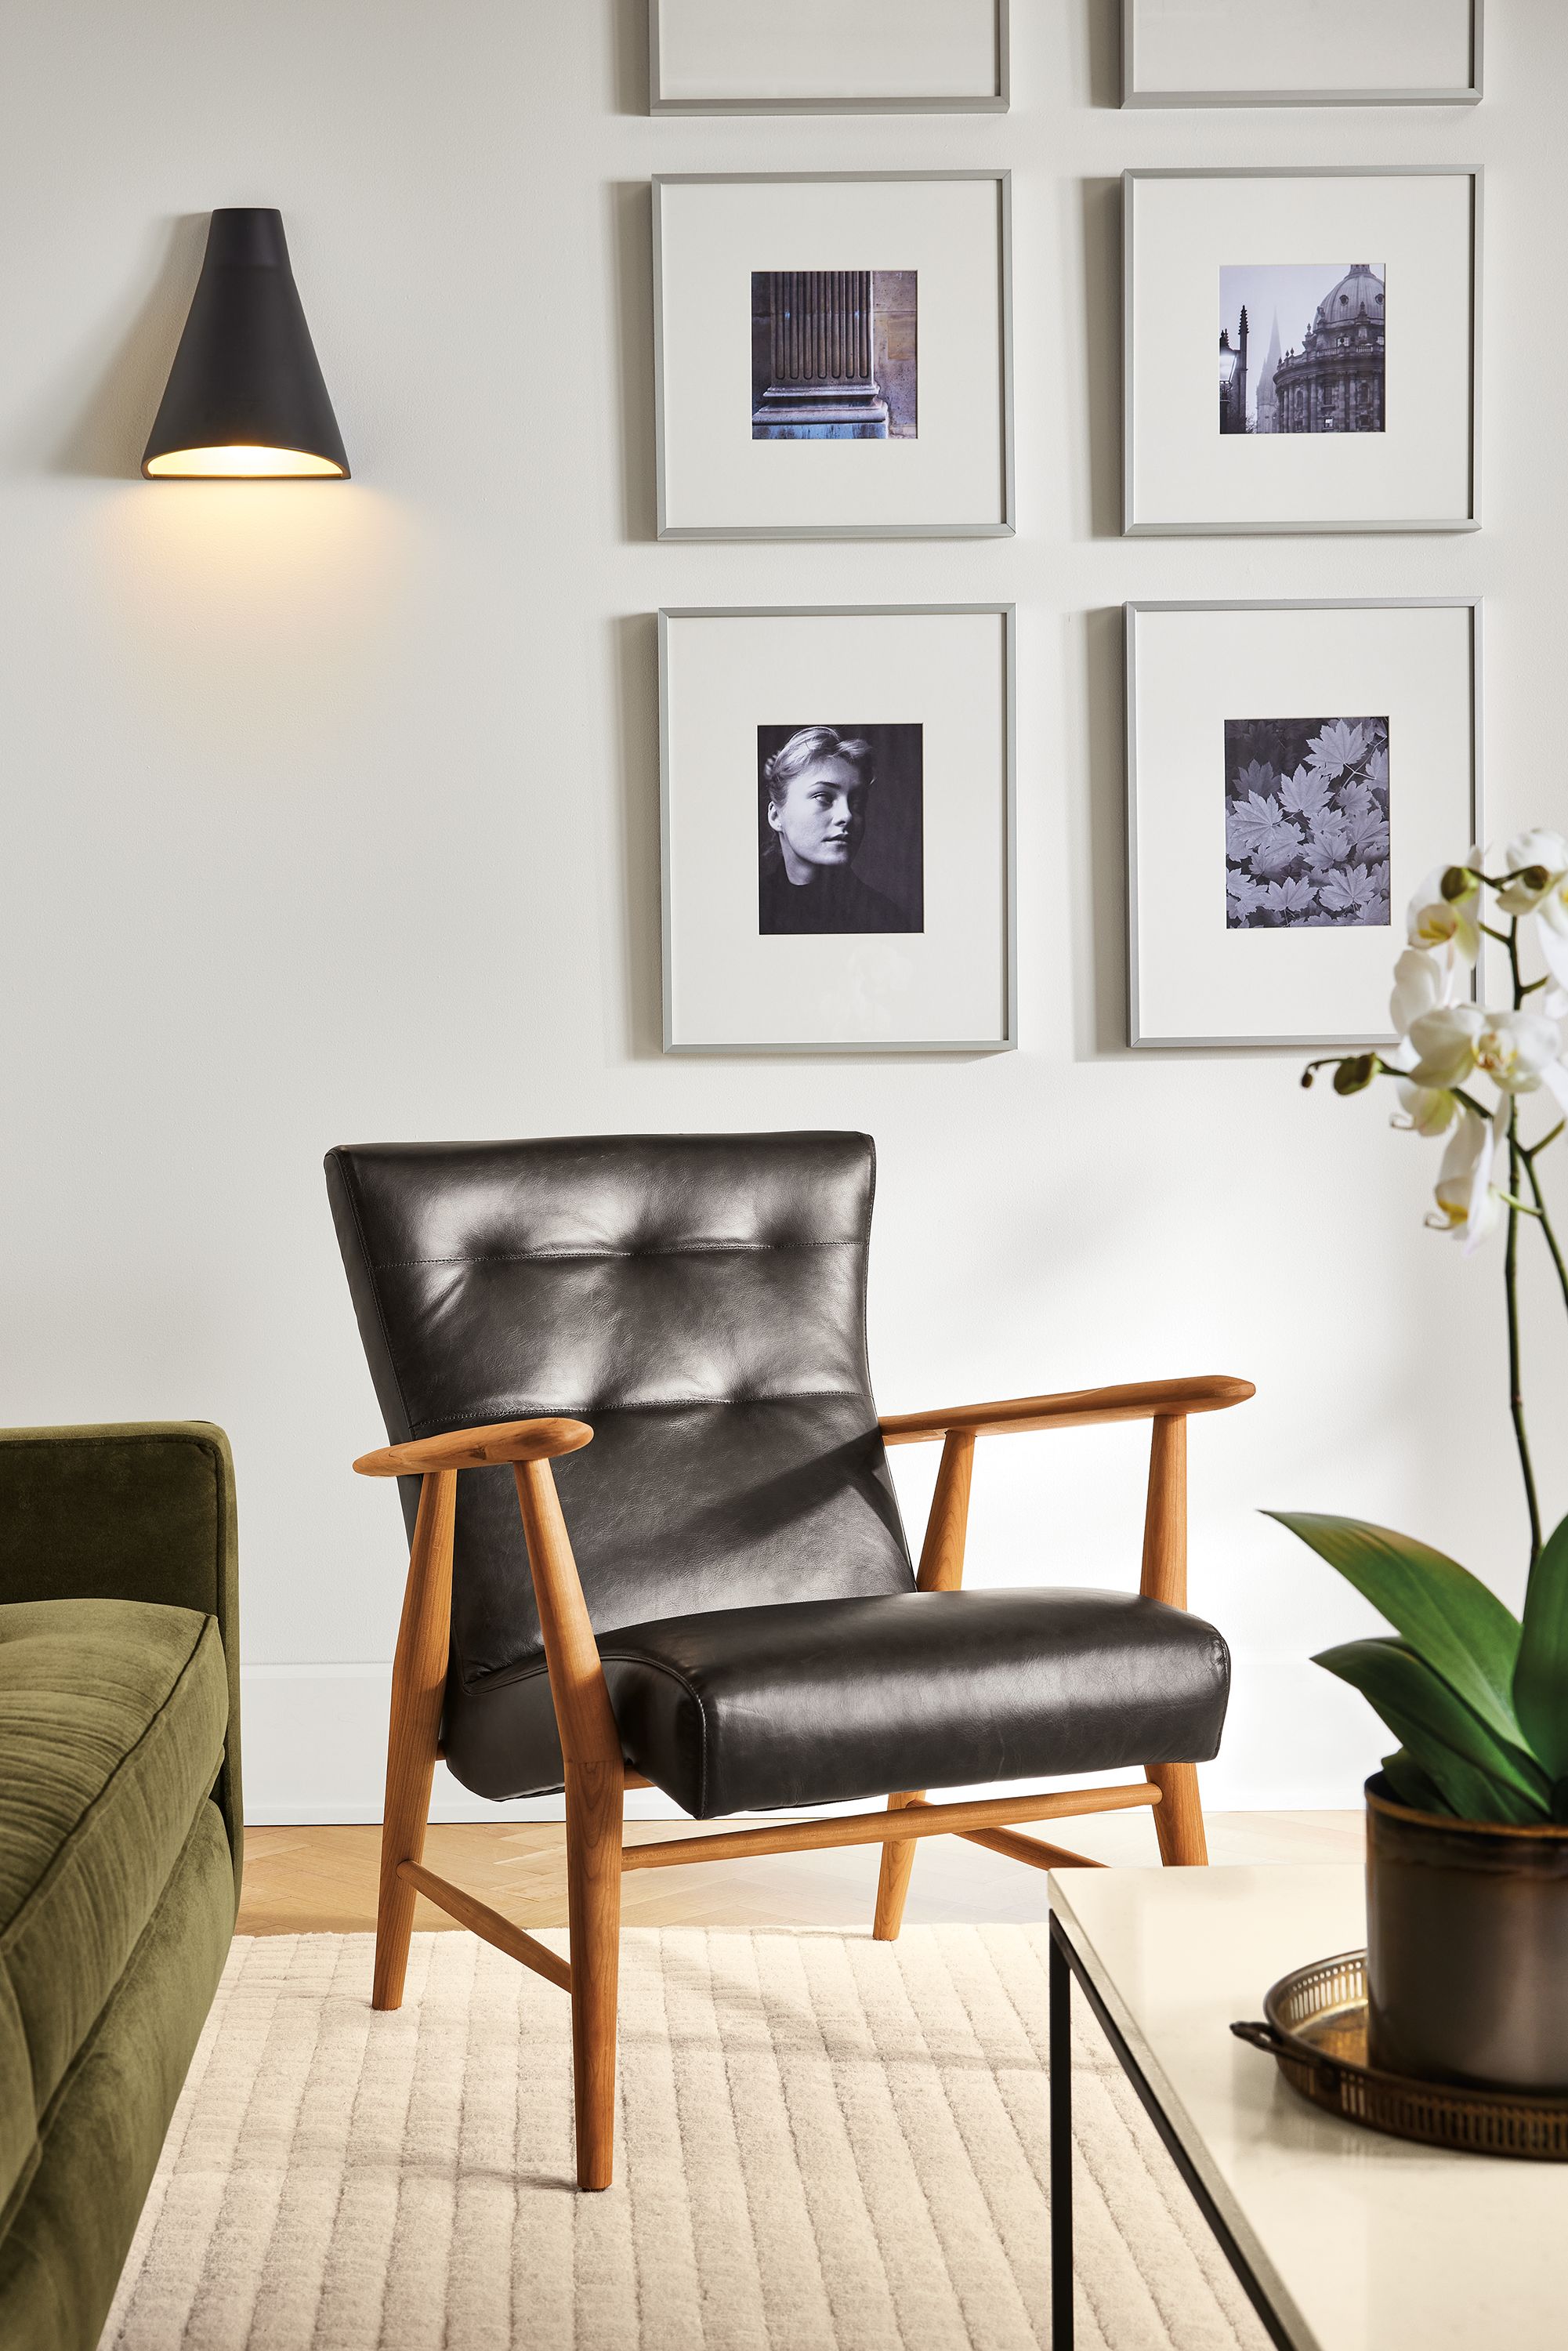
(1, 2), (1563, 1824)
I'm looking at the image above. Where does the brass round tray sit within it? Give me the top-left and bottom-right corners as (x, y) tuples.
(1231, 1950), (1568, 2161)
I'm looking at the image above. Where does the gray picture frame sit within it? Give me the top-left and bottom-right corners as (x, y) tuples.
(1123, 167), (1483, 537)
(659, 603), (1018, 1056)
(1121, 0), (1482, 107)
(653, 172), (1015, 542)
(1125, 598), (1484, 1052)
(648, 0), (1009, 114)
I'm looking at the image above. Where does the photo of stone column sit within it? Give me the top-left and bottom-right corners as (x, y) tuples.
(751, 271), (917, 439)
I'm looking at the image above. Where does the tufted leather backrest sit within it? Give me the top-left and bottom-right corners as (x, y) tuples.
(326, 1133), (914, 1686)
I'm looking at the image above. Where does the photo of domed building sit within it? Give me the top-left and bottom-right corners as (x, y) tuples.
(1219, 262), (1385, 436)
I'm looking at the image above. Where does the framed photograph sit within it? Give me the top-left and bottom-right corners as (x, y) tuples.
(660, 605), (1015, 1054)
(1124, 168), (1479, 535)
(1122, 0), (1481, 108)
(1126, 600), (1482, 1050)
(654, 173), (1013, 539)
(649, 0), (1008, 114)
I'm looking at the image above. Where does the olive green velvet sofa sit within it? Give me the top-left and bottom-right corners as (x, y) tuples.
(0, 1424), (241, 2351)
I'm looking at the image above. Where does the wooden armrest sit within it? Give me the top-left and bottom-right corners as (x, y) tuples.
(878, 1375), (1254, 1448)
(353, 1416), (594, 1478)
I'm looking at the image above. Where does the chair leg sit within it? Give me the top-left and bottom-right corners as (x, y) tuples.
(372, 1748), (434, 2011)
(373, 1470), (456, 2012)
(872, 1790), (924, 1940)
(567, 1759), (625, 2190)
(1146, 1762), (1208, 1865)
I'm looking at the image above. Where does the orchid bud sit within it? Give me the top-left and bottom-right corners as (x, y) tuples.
(1333, 1055), (1378, 1096)
(1440, 865), (1476, 903)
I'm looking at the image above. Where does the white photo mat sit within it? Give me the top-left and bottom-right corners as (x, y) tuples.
(654, 175), (1013, 539)
(650, 0), (1008, 112)
(1127, 600), (1481, 1049)
(1124, 169), (1479, 535)
(661, 606), (1015, 1054)
(1122, 0), (1480, 107)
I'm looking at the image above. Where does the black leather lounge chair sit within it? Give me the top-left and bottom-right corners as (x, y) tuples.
(327, 1131), (1251, 2189)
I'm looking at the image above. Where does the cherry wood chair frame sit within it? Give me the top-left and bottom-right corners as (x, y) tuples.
(355, 1371), (1253, 2190)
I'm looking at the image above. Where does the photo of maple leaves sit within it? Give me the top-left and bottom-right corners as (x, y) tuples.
(1223, 713), (1390, 930)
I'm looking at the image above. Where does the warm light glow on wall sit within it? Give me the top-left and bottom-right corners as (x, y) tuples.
(144, 445), (348, 479)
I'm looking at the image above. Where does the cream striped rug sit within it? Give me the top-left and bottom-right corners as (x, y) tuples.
(102, 1929), (1266, 2350)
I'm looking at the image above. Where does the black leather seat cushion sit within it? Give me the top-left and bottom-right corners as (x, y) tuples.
(442, 1587), (1230, 1817)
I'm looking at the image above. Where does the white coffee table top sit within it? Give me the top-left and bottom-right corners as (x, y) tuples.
(1048, 1864), (1567, 2351)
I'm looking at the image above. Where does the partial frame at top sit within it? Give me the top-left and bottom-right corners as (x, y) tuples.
(1121, 0), (1482, 109)
(649, 0), (1009, 115)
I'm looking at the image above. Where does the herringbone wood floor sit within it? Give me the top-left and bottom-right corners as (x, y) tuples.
(237, 1810), (1363, 1935)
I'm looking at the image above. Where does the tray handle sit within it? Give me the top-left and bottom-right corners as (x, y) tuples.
(1230, 2020), (1289, 2056)
(1230, 2018), (1340, 2090)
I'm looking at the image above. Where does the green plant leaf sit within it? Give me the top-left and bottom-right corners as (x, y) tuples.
(1270, 1512), (1523, 1746)
(1378, 1748), (1452, 1817)
(1515, 1509), (1568, 1780)
(1314, 1637), (1552, 1823)
(1382, 1719), (1542, 1824)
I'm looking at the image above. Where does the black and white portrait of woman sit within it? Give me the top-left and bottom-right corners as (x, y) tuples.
(756, 723), (924, 936)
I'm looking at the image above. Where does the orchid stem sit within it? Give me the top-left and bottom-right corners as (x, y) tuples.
(1505, 1111), (1542, 1571)
(1505, 921), (1543, 1574)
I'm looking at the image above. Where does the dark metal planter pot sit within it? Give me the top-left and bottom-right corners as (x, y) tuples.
(1366, 1773), (1568, 2092)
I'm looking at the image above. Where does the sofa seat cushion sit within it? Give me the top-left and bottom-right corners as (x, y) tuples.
(0, 1599), (228, 2125)
(444, 1585), (1229, 1817)
(0, 1971), (34, 2261)
(0, 1798), (235, 2351)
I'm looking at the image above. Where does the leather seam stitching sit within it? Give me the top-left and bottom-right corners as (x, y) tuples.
(372, 1241), (863, 1267)
(599, 1650), (712, 1814)
(462, 1650), (712, 1811)
(412, 1392), (866, 1431)
(336, 1157), (419, 1444)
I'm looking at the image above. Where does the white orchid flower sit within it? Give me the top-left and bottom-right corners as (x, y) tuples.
(1478, 1010), (1566, 1096)
(1535, 910), (1568, 1009)
(1393, 1080), (1460, 1138)
(1407, 864), (1480, 967)
(1389, 945), (1455, 1039)
(1491, 828), (1568, 918)
(1403, 1005), (1483, 1087)
(1406, 1003), (1566, 1096)
(1425, 1107), (1505, 1253)
(1386, 947), (1453, 1056)
(1385, 949), (1461, 1128)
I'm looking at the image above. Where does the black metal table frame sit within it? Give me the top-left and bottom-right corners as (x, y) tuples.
(1049, 1912), (1302, 2351)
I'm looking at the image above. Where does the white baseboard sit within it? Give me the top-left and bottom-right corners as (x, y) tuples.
(238, 1652), (1374, 1826)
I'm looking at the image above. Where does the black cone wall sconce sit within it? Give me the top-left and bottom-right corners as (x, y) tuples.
(142, 208), (349, 479)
